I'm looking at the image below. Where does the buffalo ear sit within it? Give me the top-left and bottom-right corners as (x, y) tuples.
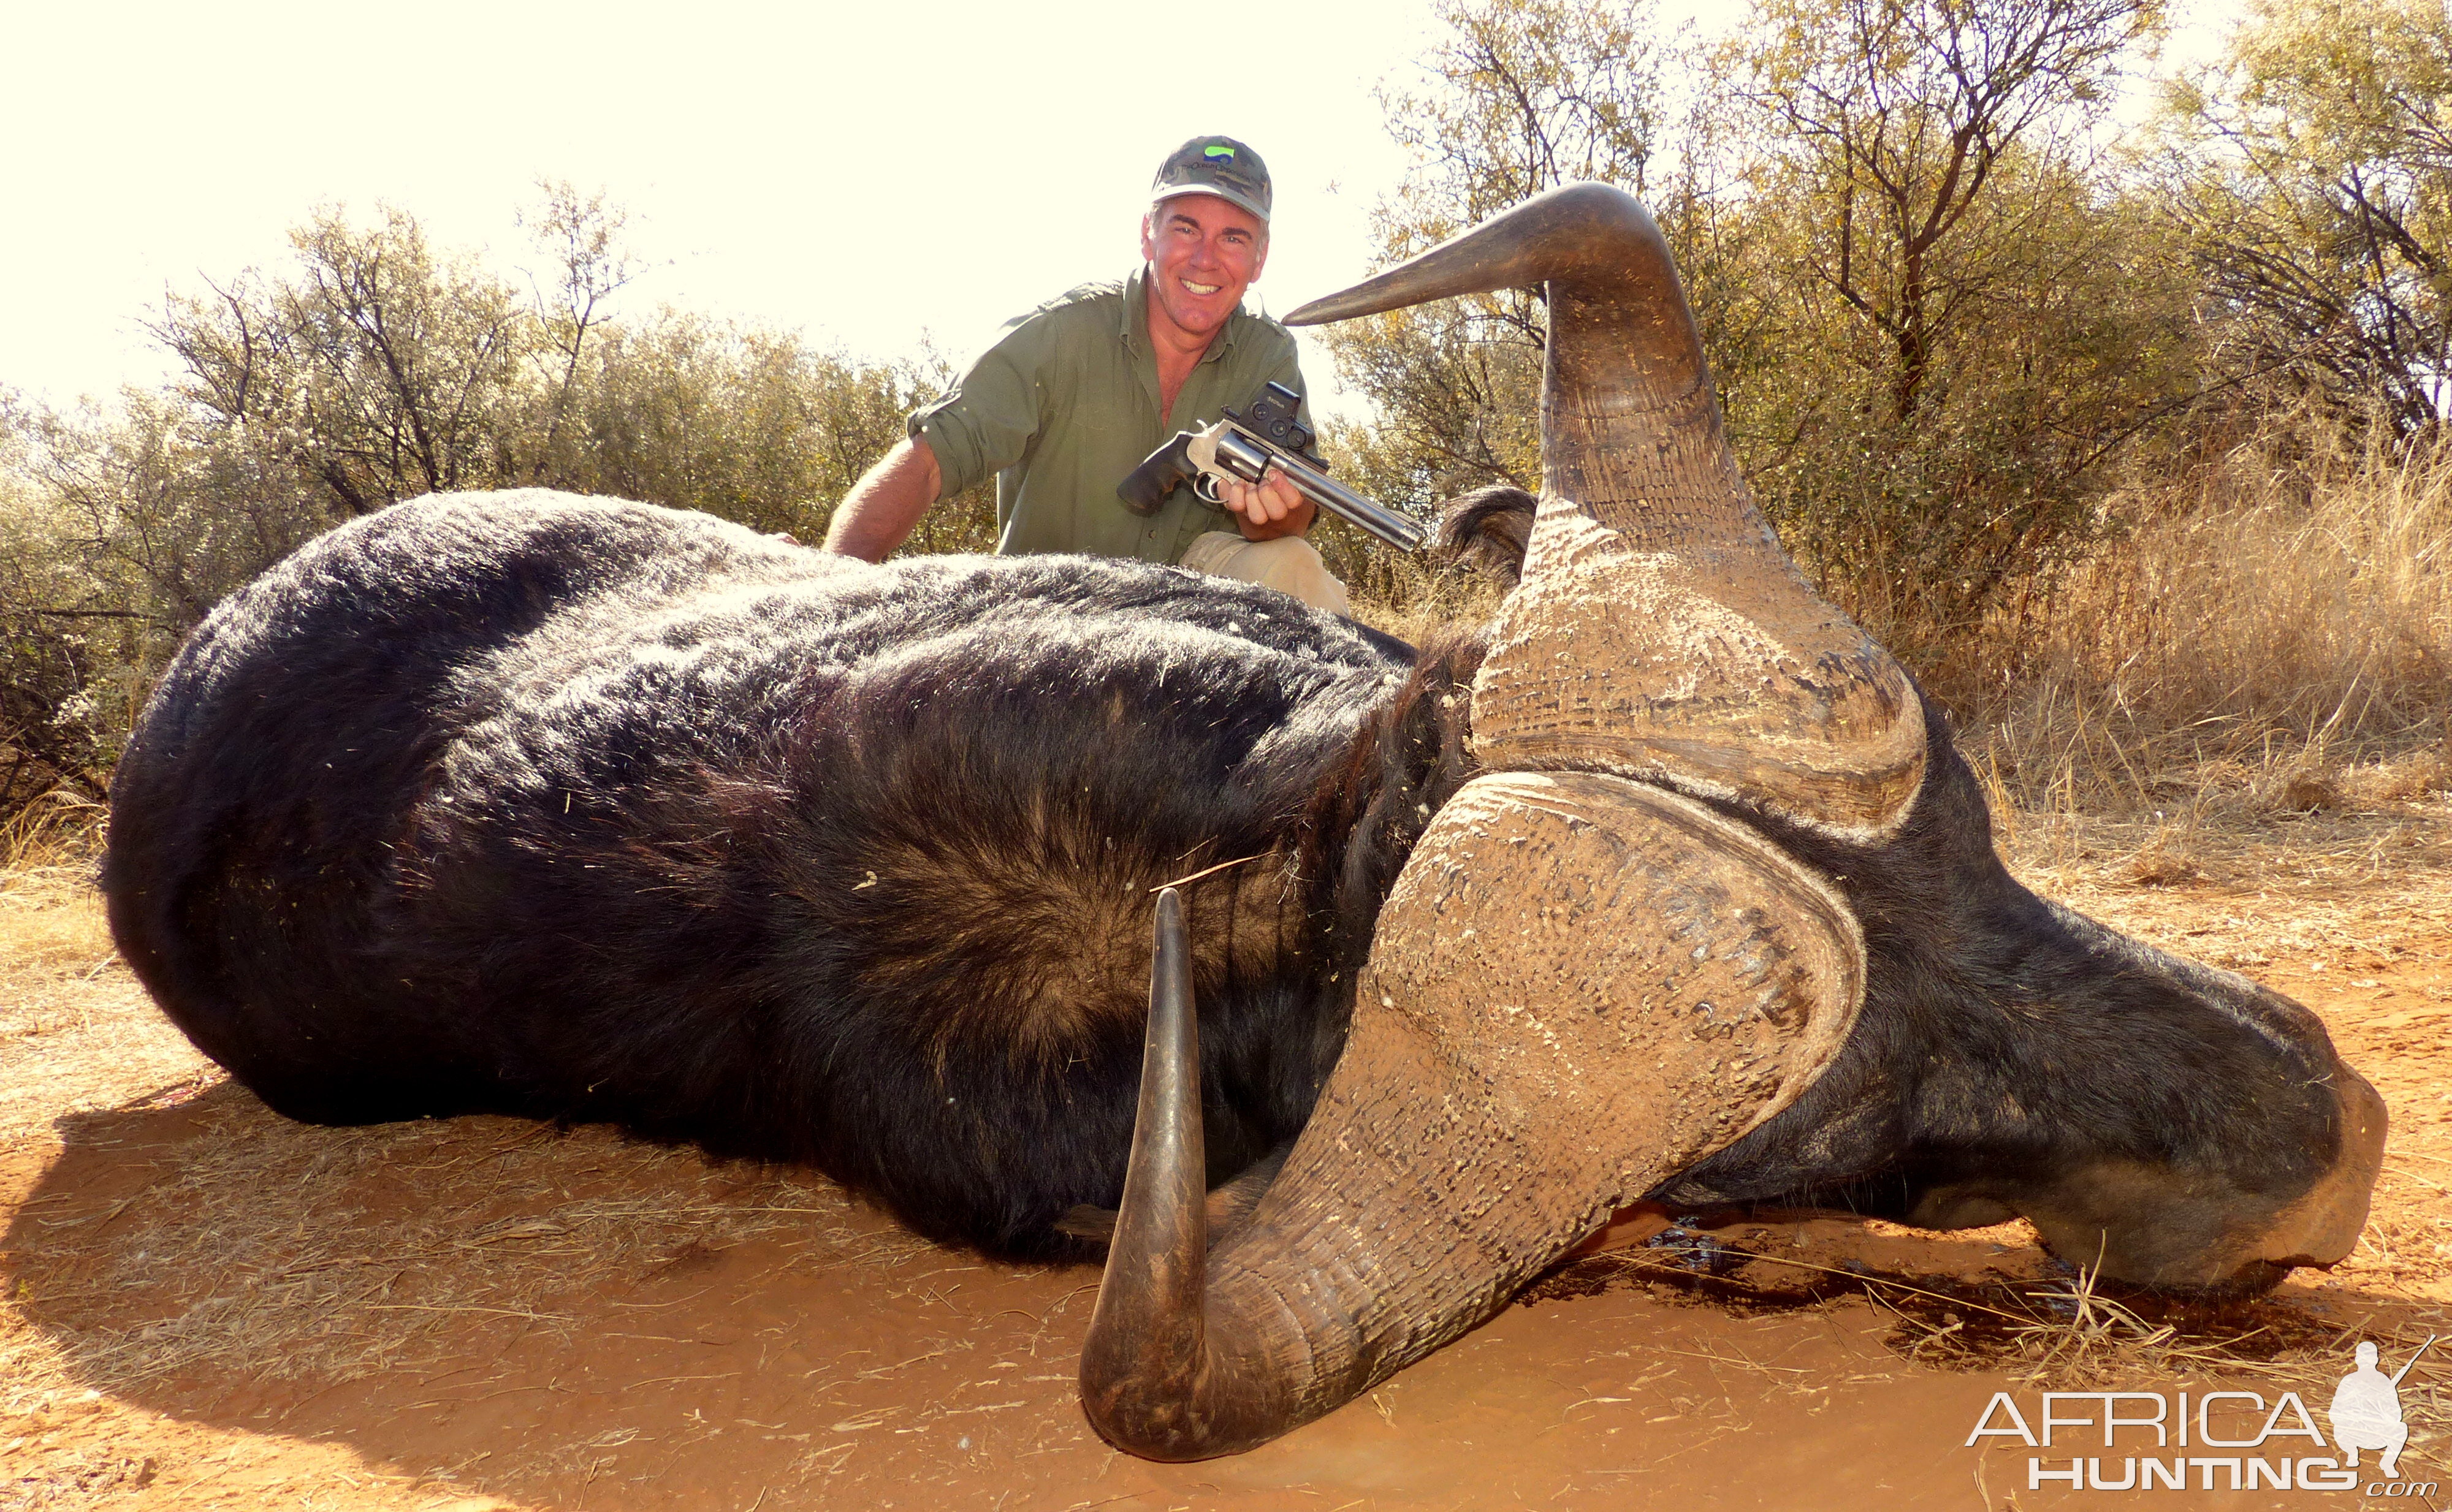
(1437, 485), (1539, 587)
(1056, 1205), (1116, 1244)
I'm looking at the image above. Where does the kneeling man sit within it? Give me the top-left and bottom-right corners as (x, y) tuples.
(822, 135), (1349, 614)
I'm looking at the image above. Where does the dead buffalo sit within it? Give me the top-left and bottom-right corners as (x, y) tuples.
(103, 184), (2385, 1463)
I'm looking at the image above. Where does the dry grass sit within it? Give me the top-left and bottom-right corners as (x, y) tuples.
(1341, 430), (2450, 828)
(0, 799), (185, 1152)
(1957, 438), (2451, 815)
(1988, 1270), (2450, 1450)
(1341, 542), (1508, 648)
(0, 794), (109, 971)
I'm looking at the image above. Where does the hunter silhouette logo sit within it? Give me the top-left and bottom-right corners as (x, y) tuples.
(2332, 1335), (2433, 1480)
(1964, 1334), (2437, 1493)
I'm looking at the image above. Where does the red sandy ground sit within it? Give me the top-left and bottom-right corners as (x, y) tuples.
(2, 807), (2445, 1511)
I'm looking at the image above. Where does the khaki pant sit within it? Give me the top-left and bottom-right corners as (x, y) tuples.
(1179, 531), (1351, 615)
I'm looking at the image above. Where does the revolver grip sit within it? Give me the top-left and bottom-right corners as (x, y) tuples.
(1118, 433), (1199, 516)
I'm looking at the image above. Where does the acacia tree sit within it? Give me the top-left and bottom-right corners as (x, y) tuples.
(553, 318), (937, 542)
(1739, 0), (2165, 423)
(519, 180), (647, 478)
(150, 205), (532, 519)
(2, 196), (953, 818)
(1317, 0), (1679, 505)
(1323, 0), (2197, 663)
(2160, 0), (2452, 438)
(48, 194), (940, 609)
(0, 393), (145, 810)
(1707, 0), (2212, 660)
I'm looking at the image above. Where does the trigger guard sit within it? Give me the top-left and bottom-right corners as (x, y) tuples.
(1193, 473), (1226, 506)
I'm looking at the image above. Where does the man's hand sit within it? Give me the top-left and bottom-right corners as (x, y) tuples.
(1217, 464), (1316, 542)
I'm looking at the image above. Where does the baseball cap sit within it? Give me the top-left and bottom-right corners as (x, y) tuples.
(1151, 136), (1272, 224)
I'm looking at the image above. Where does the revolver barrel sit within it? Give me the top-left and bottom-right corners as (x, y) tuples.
(1199, 424), (1428, 552)
(1246, 444), (1428, 552)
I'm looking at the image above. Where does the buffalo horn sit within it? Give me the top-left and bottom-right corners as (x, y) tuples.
(1076, 888), (1246, 1449)
(1287, 183), (1927, 834)
(1081, 188), (1888, 1462)
(1079, 777), (1864, 1459)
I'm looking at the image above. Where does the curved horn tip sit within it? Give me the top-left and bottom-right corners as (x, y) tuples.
(1077, 886), (1221, 1454)
(1282, 181), (1666, 328)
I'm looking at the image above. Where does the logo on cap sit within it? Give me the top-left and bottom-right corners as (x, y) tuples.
(1153, 135), (1272, 222)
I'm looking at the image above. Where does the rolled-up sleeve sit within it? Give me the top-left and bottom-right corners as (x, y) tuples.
(907, 317), (1049, 500)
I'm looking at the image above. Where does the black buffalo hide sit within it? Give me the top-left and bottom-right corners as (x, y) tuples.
(104, 492), (1482, 1256)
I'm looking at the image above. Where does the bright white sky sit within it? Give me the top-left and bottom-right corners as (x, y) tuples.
(0, 0), (2237, 425)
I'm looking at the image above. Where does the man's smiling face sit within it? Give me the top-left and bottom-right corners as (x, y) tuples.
(1140, 194), (1268, 346)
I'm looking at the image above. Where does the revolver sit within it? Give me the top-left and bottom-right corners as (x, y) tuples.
(1117, 382), (1428, 552)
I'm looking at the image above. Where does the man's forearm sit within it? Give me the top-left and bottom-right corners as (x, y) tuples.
(823, 437), (943, 561)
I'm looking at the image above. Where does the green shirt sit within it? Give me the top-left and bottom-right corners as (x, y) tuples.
(908, 267), (1312, 564)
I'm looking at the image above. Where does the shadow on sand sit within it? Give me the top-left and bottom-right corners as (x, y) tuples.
(7, 1078), (2434, 1511)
